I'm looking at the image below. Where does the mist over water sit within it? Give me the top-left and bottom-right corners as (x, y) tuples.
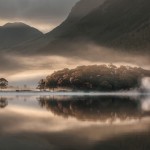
(0, 93), (150, 150)
(142, 77), (150, 91)
(0, 41), (149, 86)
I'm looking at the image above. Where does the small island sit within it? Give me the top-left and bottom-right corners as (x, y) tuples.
(38, 64), (150, 91)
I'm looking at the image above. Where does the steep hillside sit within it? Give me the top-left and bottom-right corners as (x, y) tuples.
(45, 0), (150, 52)
(4, 0), (150, 55)
(46, 0), (106, 39)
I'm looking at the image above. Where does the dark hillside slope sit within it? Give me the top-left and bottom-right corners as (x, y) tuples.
(45, 0), (150, 52)
(0, 22), (43, 49)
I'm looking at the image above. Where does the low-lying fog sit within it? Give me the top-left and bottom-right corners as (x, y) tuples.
(0, 44), (150, 87)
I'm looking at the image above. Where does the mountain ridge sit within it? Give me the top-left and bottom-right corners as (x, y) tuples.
(0, 22), (43, 49)
(44, 0), (150, 53)
(1, 0), (150, 55)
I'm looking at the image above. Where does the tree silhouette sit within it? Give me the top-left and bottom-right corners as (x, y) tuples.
(38, 96), (142, 122)
(0, 97), (8, 108)
(38, 65), (150, 91)
(0, 78), (8, 90)
(37, 79), (46, 91)
(46, 78), (57, 92)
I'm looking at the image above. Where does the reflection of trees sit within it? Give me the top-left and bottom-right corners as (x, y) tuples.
(38, 96), (143, 122)
(0, 97), (8, 108)
(0, 78), (8, 90)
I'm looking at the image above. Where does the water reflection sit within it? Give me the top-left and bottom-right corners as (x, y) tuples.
(38, 96), (147, 122)
(0, 94), (150, 150)
(0, 97), (8, 108)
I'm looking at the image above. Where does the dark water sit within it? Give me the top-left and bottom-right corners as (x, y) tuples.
(0, 93), (150, 150)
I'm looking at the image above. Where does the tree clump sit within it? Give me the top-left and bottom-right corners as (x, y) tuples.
(38, 65), (150, 91)
(0, 78), (8, 90)
(37, 79), (46, 91)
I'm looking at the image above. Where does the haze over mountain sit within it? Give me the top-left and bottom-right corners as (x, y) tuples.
(1, 0), (150, 55)
(8, 0), (107, 55)
(44, 0), (150, 53)
(0, 22), (43, 49)
(46, 0), (106, 39)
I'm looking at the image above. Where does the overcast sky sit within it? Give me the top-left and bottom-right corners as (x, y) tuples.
(0, 0), (79, 33)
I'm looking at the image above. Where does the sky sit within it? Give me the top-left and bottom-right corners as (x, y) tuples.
(0, 0), (78, 33)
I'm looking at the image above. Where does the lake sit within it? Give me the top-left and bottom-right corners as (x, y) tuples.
(0, 92), (150, 150)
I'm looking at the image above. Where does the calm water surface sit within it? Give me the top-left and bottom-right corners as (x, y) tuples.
(0, 92), (150, 150)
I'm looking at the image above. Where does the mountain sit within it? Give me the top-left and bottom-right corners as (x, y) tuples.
(4, 0), (150, 55)
(44, 0), (150, 53)
(0, 22), (43, 49)
(46, 0), (106, 40)
(77, 0), (150, 51)
(6, 0), (106, 55)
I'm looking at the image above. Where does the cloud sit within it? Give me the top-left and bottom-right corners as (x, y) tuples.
(0, 0), (78, 32)
(0, 54), (94, 85)
(0, 55), (24, 74)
